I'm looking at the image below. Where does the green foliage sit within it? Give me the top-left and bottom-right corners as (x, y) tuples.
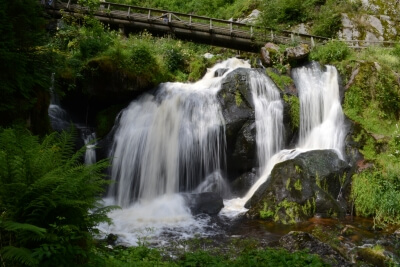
(113, 0), (260, 19)
(93, 241), (328, 267)
(312, 7), (342, 37)
(163, 46), (185, 72)
(343, 62), (400, 131)
(92, 245), (169, 266)
(351, 168), (400, 227)
(234, 248), (329, 267)
(309, 40), (351, 64)
(0, 128), (114, 266)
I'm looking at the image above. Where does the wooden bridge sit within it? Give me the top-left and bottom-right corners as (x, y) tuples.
(43, 0), (331, 52)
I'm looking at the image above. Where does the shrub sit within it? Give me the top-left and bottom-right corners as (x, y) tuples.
(351, 168), (400, 227)
(309, 40), (351, 64)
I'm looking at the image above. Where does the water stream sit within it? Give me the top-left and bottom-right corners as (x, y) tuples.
(98, 59), (347, 246)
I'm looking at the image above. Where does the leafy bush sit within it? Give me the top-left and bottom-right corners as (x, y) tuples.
(0, 128), (114, 266)
(309, 40), (351, 64)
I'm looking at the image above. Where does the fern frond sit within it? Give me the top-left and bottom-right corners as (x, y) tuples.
(1, 246), (37, 267)
(0, 220), (46, 237)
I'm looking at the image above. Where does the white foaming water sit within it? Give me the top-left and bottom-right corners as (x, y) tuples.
(103, 58), (250, 245)
(221, 62), (346, 217)
(97, 195), (216, 247)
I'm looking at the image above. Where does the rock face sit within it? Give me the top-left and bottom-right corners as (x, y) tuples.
(246, 150), (351, 223)
(279, 231), (351, 267)
(339, 13), (400, 45)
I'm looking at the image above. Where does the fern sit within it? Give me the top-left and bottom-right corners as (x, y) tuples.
(1, 246), (37, 267)
(0, 128), (113, 266)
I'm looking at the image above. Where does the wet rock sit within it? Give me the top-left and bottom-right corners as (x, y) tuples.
(279, 231), (351, 267)
(231, 171), (257, 197)
(183, 192), (224, 215)
(246, 150), (351, 223)
(260, 47), (272, 66)
(232, 121), (257, 173)
(217, 68), (256, 177)
(285, 44), (310, 62)
(106, 233), (119, 246)
(260, 43), (281, 66)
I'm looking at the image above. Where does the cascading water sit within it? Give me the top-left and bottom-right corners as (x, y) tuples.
(249, 70), (285, 174)
(83, 130), (96, 165)
(98, 58), (250, 245)
(222, 62), (346, 216)
(294, 62), (345, 156)
(48, 73), (98, 165)
(221, 70), (285, 216)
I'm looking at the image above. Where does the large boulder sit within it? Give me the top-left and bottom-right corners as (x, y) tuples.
(246, 150), (351, 223)
(285, 44), (310, 62)
(217, 68), (256, 177)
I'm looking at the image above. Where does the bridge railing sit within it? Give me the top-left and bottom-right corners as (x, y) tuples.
(49, 0), (331, 47)
(46, 1), (400, 48)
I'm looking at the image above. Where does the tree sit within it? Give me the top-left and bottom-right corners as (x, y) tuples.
(0, 0), (51, 132)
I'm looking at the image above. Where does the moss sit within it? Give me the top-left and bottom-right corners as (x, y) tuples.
(271, 199), (315, 225)
(235, 90), (243, 107)
(260, 202), (274, 219)
(357, 245), (391, 267)
(283, 94), (300, 131)
(266, 69), (293, 91)
(294, 179), (302, 191)
(285, 178), (291, 190)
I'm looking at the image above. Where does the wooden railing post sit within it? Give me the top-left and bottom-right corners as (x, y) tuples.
(210, 19), (212, 30)
(189, 15), (192, 26)
(127, 7), (131, 18)
(148, 10), (151, 19)
(67, 0), (71, 9)
(250, 26), (253, 37)
(168, 13), (172, 22)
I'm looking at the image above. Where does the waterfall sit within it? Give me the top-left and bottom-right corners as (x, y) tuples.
(293, 62), (345, 156)
(83, 130), (96, 165)
(109, 58), (250, 207)
(221, 62), (346, 216)
(98, 58), (250, 246)
(249, 70), (285, 174)
(48, 73), (98, 165)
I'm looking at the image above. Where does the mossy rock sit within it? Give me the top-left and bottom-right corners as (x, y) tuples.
(246, 150), (351, 224)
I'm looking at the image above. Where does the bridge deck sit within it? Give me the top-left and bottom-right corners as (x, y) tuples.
(44, 0), (331, 52)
